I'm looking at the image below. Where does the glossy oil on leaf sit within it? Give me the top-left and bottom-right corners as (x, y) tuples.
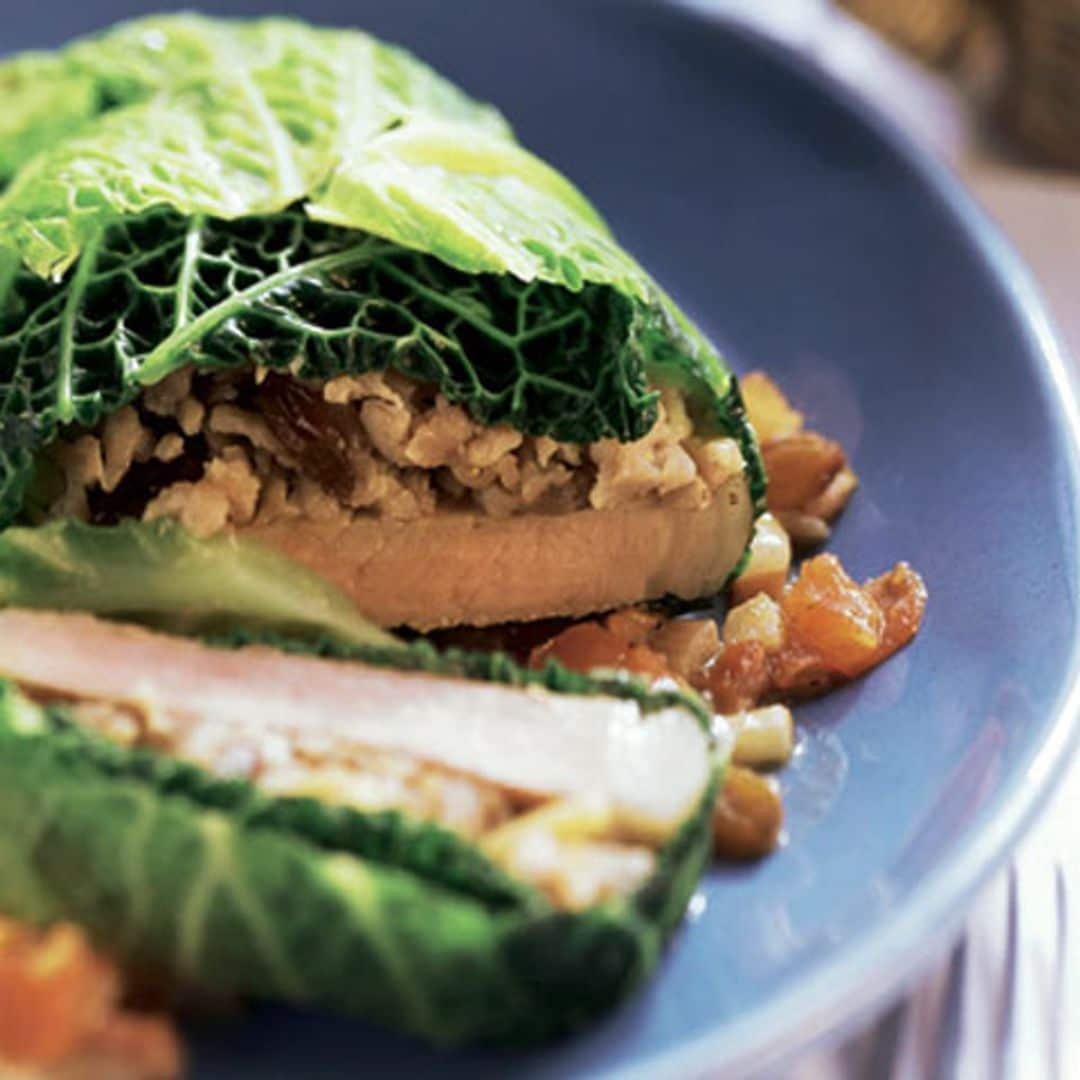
(0, 15), (512, 274)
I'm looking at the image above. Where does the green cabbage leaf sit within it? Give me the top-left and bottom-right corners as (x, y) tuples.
(0, 658), (718, 1043)
(0, 14), (764, 531)
(0, 209), (658, 522)
(0, 517), (398, 648)
(0, 16), (511, 272)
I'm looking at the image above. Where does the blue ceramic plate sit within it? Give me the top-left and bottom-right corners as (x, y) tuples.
(10, 1), (1080, 1075)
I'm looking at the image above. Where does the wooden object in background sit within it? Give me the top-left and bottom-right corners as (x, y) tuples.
(996, 0), (1080, 169)
(841, 0), (1080, 170)
(837, 0), (977, 64)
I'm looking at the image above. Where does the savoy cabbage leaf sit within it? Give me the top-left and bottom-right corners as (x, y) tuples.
(0, 53), (102, 183)
(0, 14), (764, 530)
(0, 15), (511, 276)
(0, 208), (660, 524)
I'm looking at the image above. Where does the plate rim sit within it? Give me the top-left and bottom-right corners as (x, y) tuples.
(609, 9), (1080, 1078)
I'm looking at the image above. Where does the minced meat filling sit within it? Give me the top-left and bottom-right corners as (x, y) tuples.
(37, 366), (744, 539)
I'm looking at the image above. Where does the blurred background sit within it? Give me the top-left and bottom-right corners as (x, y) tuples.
(732, 0), (1080, 173)
(841, 0), (1080, 169)
(702, 0), (1080, 362)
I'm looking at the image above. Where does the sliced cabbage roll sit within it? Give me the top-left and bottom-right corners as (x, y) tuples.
(0, 609), (721, 1044)
(0, 14), (763, 630)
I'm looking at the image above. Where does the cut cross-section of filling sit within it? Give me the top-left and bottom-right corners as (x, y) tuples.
(0, 610), (713, 911)
(29, 367), (754, 629)
(41, 368), (741, 527)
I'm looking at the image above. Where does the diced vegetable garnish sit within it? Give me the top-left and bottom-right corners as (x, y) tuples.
(0, 917), (180, 1077)
(782, 554), (884, 677)
(523, 544), (925, 867)
(723, 594), (785, 651)
(526, 555), (925, 713)
(730, 512), (791, 603)
(761, 433), (848, 514)
(740, 370), (859, 548)
(770, 556), (926, 694)
(0, 920), (115, 1066)
(712, 766), (784, 860)
(722, 705), (795, 769)
(866, 563), (929, 659)
(774, 510), (832, 549)
(530, 615), (675, 683)
(740, 372), (804, 442)
(648, 617), (721, 683)
(705, 641), (771, 713)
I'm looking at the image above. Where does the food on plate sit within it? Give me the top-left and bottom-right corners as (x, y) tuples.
(0, 916), (181, 1078)
(515, 372), (926, 860)
(0, 11), (929, 1061)
(740, 372), (858, 548)
(0, 608), (723, 1044)
(522, 542), (926, 858)
(525, 556), (925, 712)
(0, 14), (763, 632)
(710, 766), (784, 861)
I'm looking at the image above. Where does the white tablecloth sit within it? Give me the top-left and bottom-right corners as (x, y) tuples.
(794, 766), (1080, 1079)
